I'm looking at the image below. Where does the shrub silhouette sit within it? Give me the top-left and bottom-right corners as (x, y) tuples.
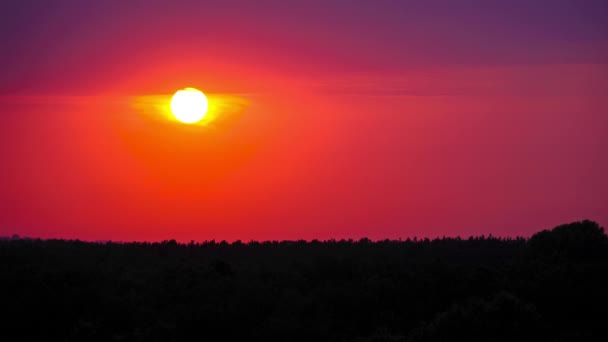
(408, 292), (540, 342)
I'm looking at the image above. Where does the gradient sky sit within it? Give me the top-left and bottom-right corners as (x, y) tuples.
(1, 0), (607, 241)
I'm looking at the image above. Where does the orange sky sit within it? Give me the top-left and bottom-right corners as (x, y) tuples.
(1, 1), (607, 240)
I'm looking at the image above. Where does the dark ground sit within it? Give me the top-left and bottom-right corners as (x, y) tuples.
(1, 220), (607, 341)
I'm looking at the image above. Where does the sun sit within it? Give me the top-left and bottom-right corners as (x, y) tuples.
(170, 87), (209, 124)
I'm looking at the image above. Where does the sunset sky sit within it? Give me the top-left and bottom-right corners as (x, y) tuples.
(1, 0), (607, 241)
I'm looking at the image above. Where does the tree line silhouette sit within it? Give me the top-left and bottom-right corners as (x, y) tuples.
(1, 220), (607, 341)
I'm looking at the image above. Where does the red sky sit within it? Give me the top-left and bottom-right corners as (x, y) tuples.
(1, 1), (607, 241)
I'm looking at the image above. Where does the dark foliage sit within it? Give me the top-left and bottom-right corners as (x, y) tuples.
(1, 220), (607, 341)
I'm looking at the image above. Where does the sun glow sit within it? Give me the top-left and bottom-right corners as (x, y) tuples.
(170, 88), (209, 124)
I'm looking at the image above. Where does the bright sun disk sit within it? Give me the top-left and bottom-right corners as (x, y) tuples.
(170, 87), (209, 124)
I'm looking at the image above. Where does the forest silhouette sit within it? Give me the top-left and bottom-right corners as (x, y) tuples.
(1, 220), (607, 341)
